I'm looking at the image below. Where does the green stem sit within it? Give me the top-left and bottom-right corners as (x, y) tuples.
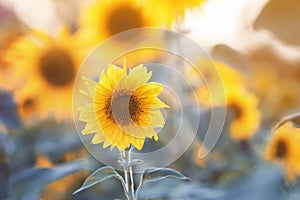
(122, 151), (130, 192)
(121, 150), (131, 200)
(128, 147), (136, 200)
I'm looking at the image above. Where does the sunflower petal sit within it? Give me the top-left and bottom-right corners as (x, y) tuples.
(126, 64), (152, 90)
(82, 121), (101, 135)
(150, 109), (165, 127)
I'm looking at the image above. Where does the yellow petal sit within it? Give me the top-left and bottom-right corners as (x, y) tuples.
(137, 112), (152, 126)
(135, 82), (164, 98)
(107, 64), (126, 89)
(82, 76), (97, 96)
(150, 109), (165, 127)
(132, 137), (145, 150)
(92, 132), (106, 144)
(79, 111), (97, 122)
(82, 121), (101, 135)
(78, 104), (93, 112)
(126, 64), (152, 90)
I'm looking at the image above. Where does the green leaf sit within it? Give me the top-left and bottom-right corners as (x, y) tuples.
(73, 166), (124, 194)
(141, 167), (190, 184)
(137, 168), (190, 199)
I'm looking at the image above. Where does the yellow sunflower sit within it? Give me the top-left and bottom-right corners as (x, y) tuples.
(265, 122), (300, 182)
(1, 28), (86, 120)
(226, 87), (261, 140)
(77, 0), (167, 68)
(78, 0), (206, 44)
(79, 61), (169, 151)
(190, 59), (245, 106)
(78, 0), (160, 45)
(191, 59), (260, 140)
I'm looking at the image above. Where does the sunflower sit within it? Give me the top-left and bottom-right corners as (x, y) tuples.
(78, 0), (159, 45)
(192, 59), (260, 140)
(226, 87), (261, 140)
(265, 122), (300, 182)
(77, 0), (166, 68)
(78, 0), (206, 44)
(79, 61), (169, 151)
(1, 28), (85, 119)
(190, 59), (245, 106)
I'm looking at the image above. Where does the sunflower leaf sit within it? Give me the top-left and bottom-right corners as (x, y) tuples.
(136, 168), (190, 199)
(140, 167), (190, 185)
(73, 166), (125, 195)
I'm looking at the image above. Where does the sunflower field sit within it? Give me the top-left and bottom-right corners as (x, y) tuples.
(1, 0), (300, 200)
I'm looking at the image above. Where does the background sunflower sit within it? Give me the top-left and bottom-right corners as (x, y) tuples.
(1, 28), (87, 120)
(192, 59), (260, 140)
(265, 122), (300, 182)
(77, 0), (161, 45)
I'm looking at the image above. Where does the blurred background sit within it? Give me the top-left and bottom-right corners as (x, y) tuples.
(0, 0), (300, 199)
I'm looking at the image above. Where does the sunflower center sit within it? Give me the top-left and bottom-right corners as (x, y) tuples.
(39, 47), (75, 87)
(105, 4), (144, 36)
(22, 98), (35, 109)
(275, 139), (287, 158)
(228, 104), (242, 120)
(107, 89), (140, 125)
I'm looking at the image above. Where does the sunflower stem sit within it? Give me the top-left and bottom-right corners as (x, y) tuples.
(121, 150), (131, 200)
(128, 147), (136, 200)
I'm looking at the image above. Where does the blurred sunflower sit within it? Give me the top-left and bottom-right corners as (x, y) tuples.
(226, 87), (261, 140)
(78, 0), (206, 44)
(192, 60), (260, 140)
(190, 59), (245, 106)
(1, 28), (85, 119)
(265, 122), (300, 182)
(79, 61), (169, 151)
(78, 0), (159, 45)
(77, 0), (167, 68)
